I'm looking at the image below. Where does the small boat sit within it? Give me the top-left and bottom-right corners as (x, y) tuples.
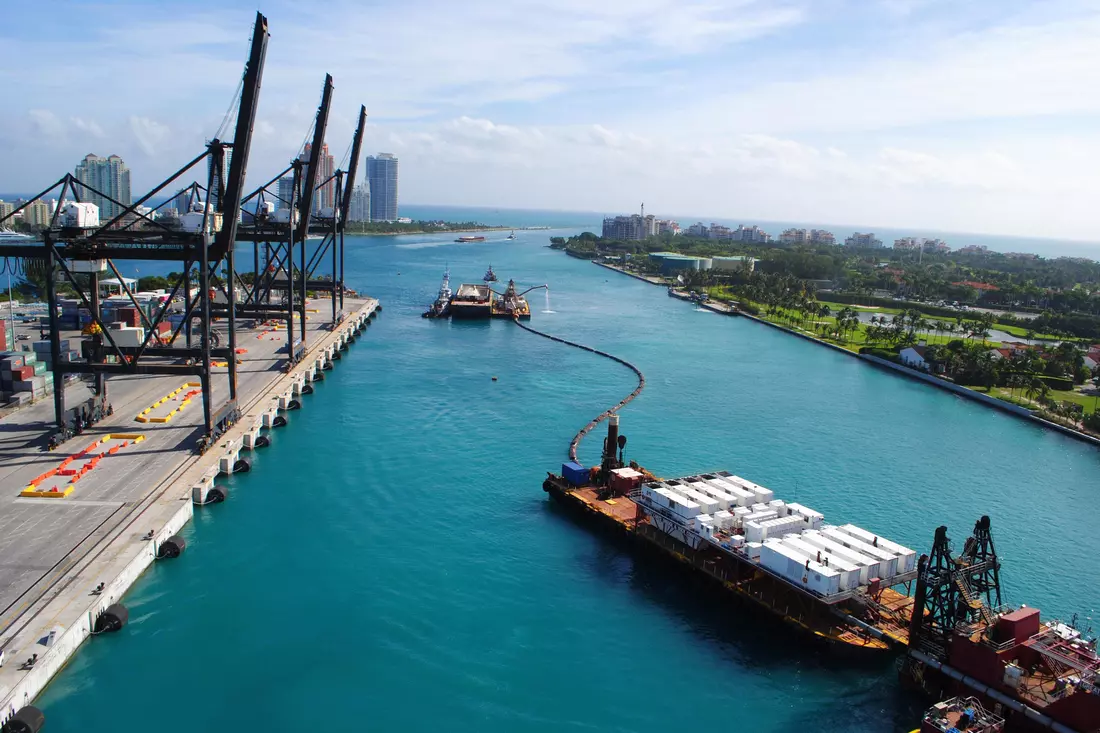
(455, 235), (486, 243)
(506, 230), (516, 240)
(422, 268), (453, 318)
(483, 265), (498, 283)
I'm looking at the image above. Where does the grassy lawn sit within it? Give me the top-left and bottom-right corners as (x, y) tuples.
(987, 386), (1099, 414)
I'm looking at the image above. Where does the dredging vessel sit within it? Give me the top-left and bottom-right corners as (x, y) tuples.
(543, 415), (919, 652)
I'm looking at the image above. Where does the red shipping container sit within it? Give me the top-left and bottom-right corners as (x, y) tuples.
(116, 307), (140, 328)
(155, 321), (170, 334)
(0, 318), (6, 348)
(13, 365), (33, 380)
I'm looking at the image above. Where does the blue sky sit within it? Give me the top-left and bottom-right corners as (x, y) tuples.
(5, 0), (1100, 238)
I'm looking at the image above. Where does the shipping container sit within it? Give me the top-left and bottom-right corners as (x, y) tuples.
(706, 478), (754, 506)
(768, 499), (787, 516)
(712, 510), (734, 530)
(654, 487), (700, 519)
(781, 536), (862, 590)
(786, 502), (825, 530)
(677, 486), (720, 515)
(745, 542), (763, 560)
(798, 531), (880, 584)
(561, 461), (589, 487)
(836, 524), (917, 573)
(820, 527), (899, 578)
(760, 540), (842, 596)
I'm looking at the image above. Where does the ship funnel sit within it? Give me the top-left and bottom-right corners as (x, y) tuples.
(601, 415), (620, 480)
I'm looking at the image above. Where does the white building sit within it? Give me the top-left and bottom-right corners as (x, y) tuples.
(899, 345), (928, 370)
(686, 222), (708, 237)
(348, 183), (371, 223)
(845, 232), (883, 248)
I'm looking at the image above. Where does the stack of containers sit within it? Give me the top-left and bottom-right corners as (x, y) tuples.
(798, 531), (880, 584)
(654, 487), (700, 520)
(117, 307), (141, 328)
(781, 535), (862, 591)
(58, 299), (80, 330)
(720, 472), (775, 504)
(706, 477), (754, 507)
(677, 485), (720, 516)
(731, 506), (753, 528)
(684, 478), (733, 510)
(693, 514), (715, 536)
(820, 526), (899, 579)
(745, 515), (802, 543)
(712, 510), (734, 530)
(768, 499), (787, 516)
(837, 525), (917, 573)
(759, 539), (842, 596)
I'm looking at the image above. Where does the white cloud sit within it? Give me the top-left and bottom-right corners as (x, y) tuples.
(128, 117), (173, 157)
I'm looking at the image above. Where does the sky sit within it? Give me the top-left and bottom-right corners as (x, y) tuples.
(5, 0), (1100, 240)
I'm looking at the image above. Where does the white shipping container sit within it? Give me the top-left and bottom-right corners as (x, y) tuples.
(768, 500), (787, 516)
(821, 527), (899, 578)
(798, 531), (880, 583)
(745, 542), (763, 559)
(678, 487), (720, 515)
(786, 503), (825, 530)
(655, 487), (700, 519)
(782, 536), (861, 590)
(712, 510), (734, 530)
(694, 514), (714, 532)
(837, 524), (917, 573)
(744, 521), (766, 544)
(691, 482), (733, 510)
(708, 479), (755, 506)
(110, 327), (146, 347)
(761, 540), (842, 596)
(744, 510), (778, 524)
(728, 535), (745, 548)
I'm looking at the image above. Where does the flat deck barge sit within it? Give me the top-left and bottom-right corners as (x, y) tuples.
(544, 416), (916, 652)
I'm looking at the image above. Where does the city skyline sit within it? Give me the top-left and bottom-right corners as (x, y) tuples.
(74, 153), (131, 220)
(5, 2), (1100, 241)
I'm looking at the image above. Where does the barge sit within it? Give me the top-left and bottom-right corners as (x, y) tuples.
(456, 235), (486, 243)
(543, 416), (918, 652)
(449, 283), (493, 319)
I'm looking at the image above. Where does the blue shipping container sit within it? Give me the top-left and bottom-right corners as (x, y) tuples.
(562, 461), (589, 486)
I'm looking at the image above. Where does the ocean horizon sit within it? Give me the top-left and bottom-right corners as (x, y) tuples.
(4, 194), (1100, 260)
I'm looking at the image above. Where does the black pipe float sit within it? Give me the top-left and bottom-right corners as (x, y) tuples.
(1, 706), (45, 733)
(156, 534), (187, 559)
(272, 415), (288, 427)
(254, 434), (271, 447)
(302, 384), (314, 395)
(93, 603), (129, 633)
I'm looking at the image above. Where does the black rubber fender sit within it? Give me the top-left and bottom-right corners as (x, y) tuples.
(323, 362), (333, 371)
(333, 351), (342, 360)
(254, 434), (271, 448)
(287, 399), (302, 410)
(1, 706), (45, 733)
(272, 415), (288, 428)
(301, 384), (314, 395)
(206, 485), (229, 504)
(313, 371), (325, 381)
(94, 603), (129, 633)
(233, 458), (252, 473)
(157, 534), (186, 559)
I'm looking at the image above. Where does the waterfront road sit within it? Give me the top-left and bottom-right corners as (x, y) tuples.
(0, 301), (368, 633)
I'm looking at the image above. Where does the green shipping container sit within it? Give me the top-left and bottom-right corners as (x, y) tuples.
(33, 362), (46, 375)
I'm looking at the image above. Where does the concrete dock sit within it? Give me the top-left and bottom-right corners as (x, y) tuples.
(0, 297), (379, 720)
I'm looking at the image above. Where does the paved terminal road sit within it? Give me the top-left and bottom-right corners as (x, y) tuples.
(0, 301), (367, 630)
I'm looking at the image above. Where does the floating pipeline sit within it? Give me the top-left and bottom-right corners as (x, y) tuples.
(511, 319), (645, 461)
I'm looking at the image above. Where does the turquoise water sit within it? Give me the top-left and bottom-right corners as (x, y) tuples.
(37, 228), (1100, 732)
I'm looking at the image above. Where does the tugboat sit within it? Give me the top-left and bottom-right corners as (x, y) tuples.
(483, 264), (498, 283)
(422, 268), (453, 318)
(506, 230), (516, 240)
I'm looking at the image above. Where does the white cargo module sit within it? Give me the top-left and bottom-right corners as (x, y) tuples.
(654, 487), (700, 519)
(760, 539), (841, 596)
(837, 524), (916, 573)
(820, 526), (899, 578)
(781, 536), (861, 591)
(797, 531), (881, 584)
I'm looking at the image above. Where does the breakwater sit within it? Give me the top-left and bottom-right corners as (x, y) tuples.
(0, 301), (381, 727)
(512, 319), (645, 461)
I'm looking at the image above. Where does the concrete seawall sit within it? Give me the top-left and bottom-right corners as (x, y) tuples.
(0, 300), (380, 721)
